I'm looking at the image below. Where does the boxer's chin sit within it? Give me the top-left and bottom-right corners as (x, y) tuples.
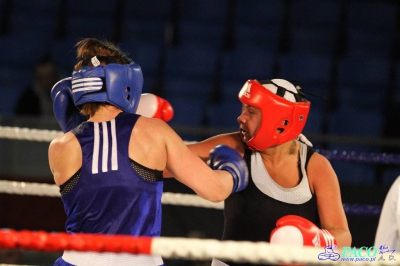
(240, 129), (250, 143)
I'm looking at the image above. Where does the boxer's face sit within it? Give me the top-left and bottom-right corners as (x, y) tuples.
(238, 104), (261, 144)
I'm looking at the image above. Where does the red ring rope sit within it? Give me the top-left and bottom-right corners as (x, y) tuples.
(0, 229), (152, 254)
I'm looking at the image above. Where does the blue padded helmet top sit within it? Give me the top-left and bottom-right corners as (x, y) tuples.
(71, 62), (143, 114)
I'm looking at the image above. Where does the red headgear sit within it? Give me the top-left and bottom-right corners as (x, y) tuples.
(238, 79), (310, 151)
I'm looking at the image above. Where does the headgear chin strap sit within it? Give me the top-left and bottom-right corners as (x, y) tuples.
(71, 62), (143, 114)
(238, 79), (310, 151)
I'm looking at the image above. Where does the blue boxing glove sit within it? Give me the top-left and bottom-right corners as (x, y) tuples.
(208, 145), (249, 193)
(51, 78), (87, 133)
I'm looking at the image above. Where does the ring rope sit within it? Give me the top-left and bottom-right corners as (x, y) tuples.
(343, 203), (383, 216)
(1, 126), (400, 164)
(316, 149), (400, 165)
(0, 180), (224, 209)
(0, 126), (62, 142)
(0, 229), (398, 265)
(0, 180), (381, 215)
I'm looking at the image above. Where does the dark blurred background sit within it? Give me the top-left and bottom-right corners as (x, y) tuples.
(0, 0), (400, 265)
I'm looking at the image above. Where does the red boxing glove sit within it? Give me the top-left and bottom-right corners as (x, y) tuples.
(270, 215), (336, 248)
(136, 93), (174, 122)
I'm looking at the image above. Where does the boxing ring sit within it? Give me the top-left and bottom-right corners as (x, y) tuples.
(1, 126), (400, 265)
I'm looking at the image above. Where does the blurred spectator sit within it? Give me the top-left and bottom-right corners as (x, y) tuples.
(14, 57), (61, 117)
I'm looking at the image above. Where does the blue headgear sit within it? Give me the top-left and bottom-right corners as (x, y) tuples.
(71, 62), (143, 113)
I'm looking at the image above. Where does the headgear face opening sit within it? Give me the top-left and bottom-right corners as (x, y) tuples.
(71, 62), (143, 114)
(238, 79), (310, 151)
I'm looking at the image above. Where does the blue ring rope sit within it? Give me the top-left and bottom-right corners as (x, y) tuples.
(343, 203), (382, 216)
(315, 149), (399, 216)
(316, 149), (400, 165)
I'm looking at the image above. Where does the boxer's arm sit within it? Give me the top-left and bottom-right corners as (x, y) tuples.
(48, 132), (82, 186)
(133, 118), (243, 201)
(308, 152), (352, 247)
(162, 132), (243, 178)
(188, 132), (244, 162)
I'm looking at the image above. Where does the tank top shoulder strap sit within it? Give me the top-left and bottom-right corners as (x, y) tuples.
(244, 147), (252, 166)
(305, 145), (315, 169)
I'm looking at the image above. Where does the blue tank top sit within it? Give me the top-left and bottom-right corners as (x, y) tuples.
(60, 113), (163, 237)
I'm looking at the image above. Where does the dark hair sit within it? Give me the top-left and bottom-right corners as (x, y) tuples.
(74, 38), (132, 70)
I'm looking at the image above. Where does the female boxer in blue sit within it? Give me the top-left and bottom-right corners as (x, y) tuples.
(48, 38), (248, 266)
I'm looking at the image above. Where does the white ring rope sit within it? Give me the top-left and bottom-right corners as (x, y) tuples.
(0, 180), (224, 209)
(0, 180), (59, 197)
(0, 126), (199, 144)
(0, 126), (62, 142)
(1, 229), (399, 266)
(152, 238), (400, 265)
(161, 192), (224, 210)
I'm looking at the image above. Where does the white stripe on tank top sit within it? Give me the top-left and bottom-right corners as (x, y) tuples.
(92, 122), (100, 174)
(91, 119), (118, 174)
(101, 121), (109, 172)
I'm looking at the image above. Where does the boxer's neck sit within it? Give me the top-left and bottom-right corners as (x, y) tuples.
(88, 105), (122, 122)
